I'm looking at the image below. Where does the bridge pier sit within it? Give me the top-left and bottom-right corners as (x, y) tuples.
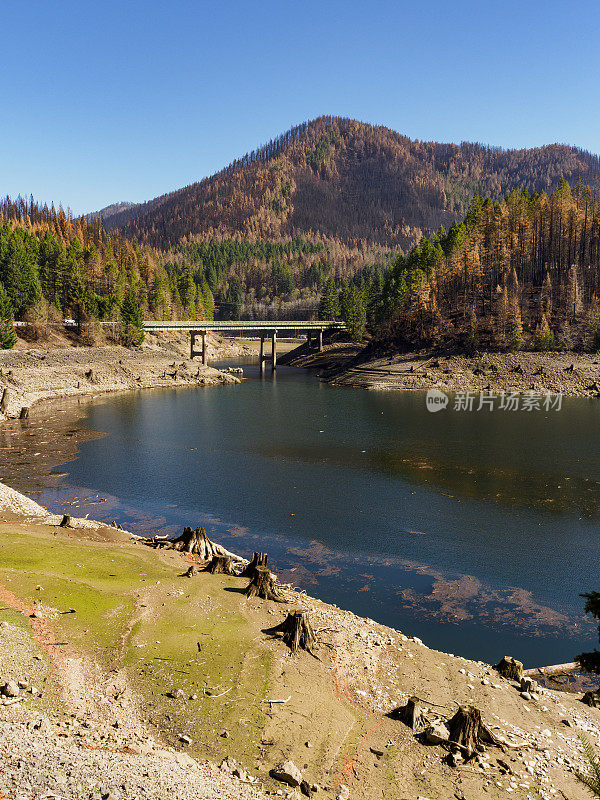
(318, 328), (323, 352)
(190, 330), (208, 365)
(259, 335), (265, 375)
(271, 330), (277, 371)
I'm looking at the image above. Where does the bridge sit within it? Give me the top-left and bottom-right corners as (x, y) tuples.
(142, 320), (345, 371)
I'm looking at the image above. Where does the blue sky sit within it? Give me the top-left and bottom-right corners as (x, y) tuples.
(2, 0), (599, 214)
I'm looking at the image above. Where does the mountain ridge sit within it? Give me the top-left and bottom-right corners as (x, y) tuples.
(101, 116), (600, 251)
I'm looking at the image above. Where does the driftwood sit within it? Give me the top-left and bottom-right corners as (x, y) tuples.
(205, 555), (237, 575)
(158, 526), (242, 561)
(495, 655), (524, 682)
(245, 566), (285, 602)
(241, 552), (268, 579)
(263, 610), (316, 654)
(392, 696), (428, 733)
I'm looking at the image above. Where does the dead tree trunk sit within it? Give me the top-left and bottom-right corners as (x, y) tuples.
(244, 566), (285, 602)
(160, 526), (242, 561)
(205, 555), (236, 575)
(263, 610), (316, 654)
(495, 656), (524, 682)
(241, 552), (268, 578)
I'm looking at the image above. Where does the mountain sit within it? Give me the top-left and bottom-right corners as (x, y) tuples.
(86, 201), (136, 223)
(103, 116), (600, 251)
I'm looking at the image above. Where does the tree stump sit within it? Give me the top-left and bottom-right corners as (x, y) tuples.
(392, 696), (428, 732)
(263, 610), (316, 654)
(494, 656), (524, 682)
(446, 705), (504, 763)
(59, 515), (72, 528)
(19, 407), (29, 419)
(0, 388), (10, 414)
(185, 565), (198, 578)
(447, 705), (482, 759)
(160, 526), (241, 561)
(241, 552), (268, 579)
(244, 566), (285, 602)
(205, 555), (236, 575)
(582, 691), (600, 708)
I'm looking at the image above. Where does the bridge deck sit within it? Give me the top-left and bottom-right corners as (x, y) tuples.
(142, 320), (344, 332)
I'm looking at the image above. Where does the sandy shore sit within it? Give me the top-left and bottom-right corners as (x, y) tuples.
(283, 342), (600, 397)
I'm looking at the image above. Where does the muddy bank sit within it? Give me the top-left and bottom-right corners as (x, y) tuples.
(0, 332), (254, 421)
(284, 342), (600, 397)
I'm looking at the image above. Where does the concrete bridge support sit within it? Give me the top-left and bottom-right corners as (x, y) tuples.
(190, 331), (208, 365)
(271, 331), (277, 371)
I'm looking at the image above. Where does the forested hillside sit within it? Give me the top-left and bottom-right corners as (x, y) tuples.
(373, 180), (600, 351)
(105, 117), (600, 251)
(0, 197), (214, 333)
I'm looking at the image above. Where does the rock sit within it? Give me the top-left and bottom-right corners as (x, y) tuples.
(167, 688), (184, 699)
(2, 681), (20, 698)
(271, 760), (303, 787)
(520, 691), (532, 701)
(336, 786), (350, 800)
(424, 721), (450, 745)
(179, 734), (192, 745)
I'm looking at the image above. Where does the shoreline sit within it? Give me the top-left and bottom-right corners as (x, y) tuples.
(0, 332), (257, 421)
(282, 341), (600, 397)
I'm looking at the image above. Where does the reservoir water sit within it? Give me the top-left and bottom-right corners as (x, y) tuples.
(34, 361), (600, 667)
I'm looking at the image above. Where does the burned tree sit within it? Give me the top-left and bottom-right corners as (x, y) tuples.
(244, 566), (285, 602)
(263, 610), (316, 654)
(241, 552), (268, 579)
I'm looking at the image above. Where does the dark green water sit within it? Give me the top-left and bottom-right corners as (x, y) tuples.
(37, 361), (600, 667)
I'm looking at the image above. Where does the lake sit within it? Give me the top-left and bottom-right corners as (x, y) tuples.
(33, 360), (600, 667)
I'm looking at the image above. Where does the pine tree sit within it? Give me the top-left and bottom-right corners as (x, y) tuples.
(318, 277), (339, 319)
(577, 592), (600, 675)
(533, 313), (555, 351)
(0, 282), (17, 349)
(120, 289), (145, 346)
(340, 284), (366, 340)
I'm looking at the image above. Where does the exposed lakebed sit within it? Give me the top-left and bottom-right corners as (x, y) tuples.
(7, 360), (600, 667)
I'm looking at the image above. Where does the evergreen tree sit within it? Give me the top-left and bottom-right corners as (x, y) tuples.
(0, 282), (17, 349)
(340, 284), (366, 340)
(533, 313), (555, 351)
(319, 277), (339, 319)
(120, 289), (145, 346)
(577, 592), (600, 675)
